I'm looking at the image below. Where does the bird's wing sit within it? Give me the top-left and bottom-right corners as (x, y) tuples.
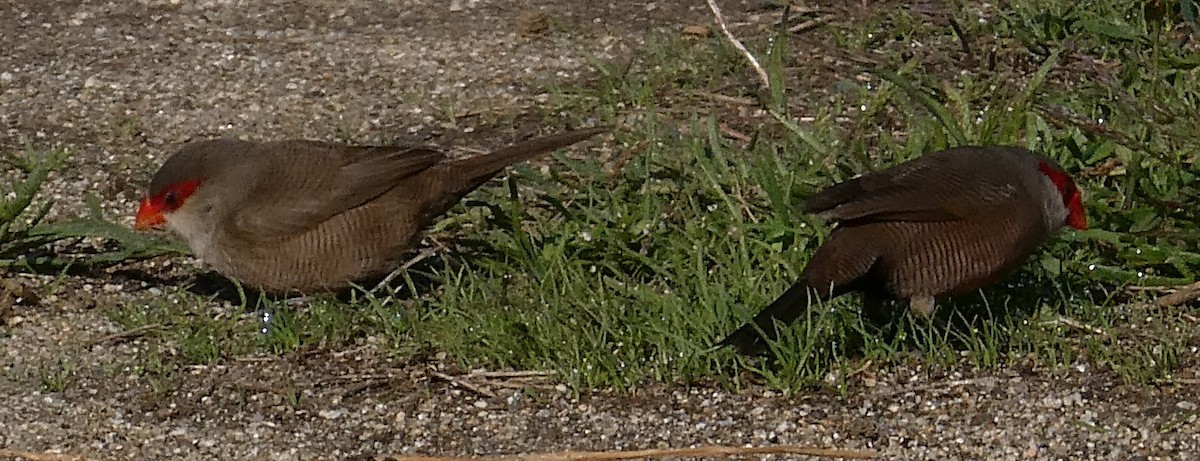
(229, 140), (445, 243)
(804, 147), (1027, 224)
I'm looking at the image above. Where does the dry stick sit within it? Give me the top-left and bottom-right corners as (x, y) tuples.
(468, 370), (558, 391)
(946, 16), (972, 56)
(706, 0), (770, 90)
(492, 381), (557, 391)
(687, 90), (758, 106)
(87, 323), (163, 346)
(788, 17), (829, 34)
(1125, 286), (1175, 293)
(384, 444), (879, 461)
(1048, 315), (1106, 335)
(232, 356), (276, 363)
(329, 372), (397, 383)
(372, 247), (439, 303)
(782, 4), (821, 15)
(718, 123), (752, 142)
(0, 450), (99, 461)
(473, 370), (557, 379)
(1155, 281), (1200, 307)
(340, 378), (396, 399)
(1038, 105), (1150, 153)
(877, 377), (1004, 399)
(429, 370), (497, 398)
(734, 188), (760, 224)
(846, 359), (874, 379)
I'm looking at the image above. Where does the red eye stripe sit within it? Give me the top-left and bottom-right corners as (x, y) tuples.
(136, 179), (204, 230)
(1038, 160), (1087, 230)
(153, 179), (204, 211)
(1037, 161), (1073, 194)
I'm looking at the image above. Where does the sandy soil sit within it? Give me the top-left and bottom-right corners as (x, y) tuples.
(0, 1), (1197, 460)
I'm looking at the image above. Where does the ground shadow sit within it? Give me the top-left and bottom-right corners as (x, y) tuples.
(98, 250), (457, 310)
(752, 262), (1107, 365)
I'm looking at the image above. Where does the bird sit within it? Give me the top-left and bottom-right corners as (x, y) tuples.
(718, 145), (1088, 354)
(134, 127), (608, 293)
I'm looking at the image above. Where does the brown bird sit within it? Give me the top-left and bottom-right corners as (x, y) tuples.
(719, 146), (1088, 353)
(135, 127), (608, 293)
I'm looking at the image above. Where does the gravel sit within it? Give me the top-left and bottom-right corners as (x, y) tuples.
(1, 1), (1198, 460)
(2, 347), (1198, 460)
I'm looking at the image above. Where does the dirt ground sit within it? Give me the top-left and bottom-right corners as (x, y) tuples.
(1, 1), (1198, 460)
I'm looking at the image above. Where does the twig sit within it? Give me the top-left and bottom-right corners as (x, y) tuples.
(1155, 281), (1200, 307)
(687, 90), (758, 106)
(455, 109), (483, 119)
(781, 3), (821, 15)
(429, 370), (498, 398)
(878, 377), (1004, 399)
(946, 16), (972, 56)
(459, 370), (559, 391)
(733, 189), (760, 224)
(471, 370), (556, 379)
(706, 0), (771, 90)
(341, 378), (396, 399)
(492, 380), (557, 391)
(0, 449), (102, 461)
(1038, 105), (1150, 153)
(788, 17), (829, 34)
(718, 123), (752, 142)
(847, 359), (874, 379)
(331, 345), (372, 358)
(87, 323), (163, 346)
(233, 356), (277, 362)
(604, 139), (646, 182)
(1124, 285), (1175, 293)
(371, 247), (439, 303)
(384, 444), (879, 461)
(326, 372), (397, 384)
(1046, 315), (1106, 335)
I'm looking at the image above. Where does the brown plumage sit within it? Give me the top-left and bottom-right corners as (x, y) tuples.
(718, 146), (1088, 354)
(135, 127), (608, 293)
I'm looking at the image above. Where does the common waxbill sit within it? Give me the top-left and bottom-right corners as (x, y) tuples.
(719, 146), (1088, 353)
(135, 127), (608, 293)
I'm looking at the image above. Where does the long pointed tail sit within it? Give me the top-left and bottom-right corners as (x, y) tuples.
(716, 280), (830, 354)
(451, 126), (610, 181)
(719, 229), (878, 354)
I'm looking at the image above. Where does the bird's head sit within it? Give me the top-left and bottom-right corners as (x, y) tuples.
(135, 178), (204, 230)
(134, 138), (253, 232)
(1037, 160), (1087, 231)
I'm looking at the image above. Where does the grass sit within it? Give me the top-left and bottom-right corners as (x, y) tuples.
(19, 1), (1200, 393)
(0, 148), (187, 272)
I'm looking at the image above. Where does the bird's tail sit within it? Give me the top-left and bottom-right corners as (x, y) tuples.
(717, 227), (880, 355)
(449, 126), (610, 185)
(716, 280), (838, 355)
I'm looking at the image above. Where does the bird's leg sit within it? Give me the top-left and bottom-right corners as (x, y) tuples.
(908, 296), (937, 317)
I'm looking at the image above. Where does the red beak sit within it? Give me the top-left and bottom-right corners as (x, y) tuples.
(135, 197), (165, 231)
(1067, 212), (1088, 231)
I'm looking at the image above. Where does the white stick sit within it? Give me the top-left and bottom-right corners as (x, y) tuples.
(705, 0), (771, 90)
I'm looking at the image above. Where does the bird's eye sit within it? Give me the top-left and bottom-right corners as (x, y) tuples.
(163, 191), (178, 207)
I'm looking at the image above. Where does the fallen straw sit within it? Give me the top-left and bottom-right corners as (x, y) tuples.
(384, 444), (879, 461)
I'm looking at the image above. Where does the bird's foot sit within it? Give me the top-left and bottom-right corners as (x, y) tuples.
(908, 296), (937, 317)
